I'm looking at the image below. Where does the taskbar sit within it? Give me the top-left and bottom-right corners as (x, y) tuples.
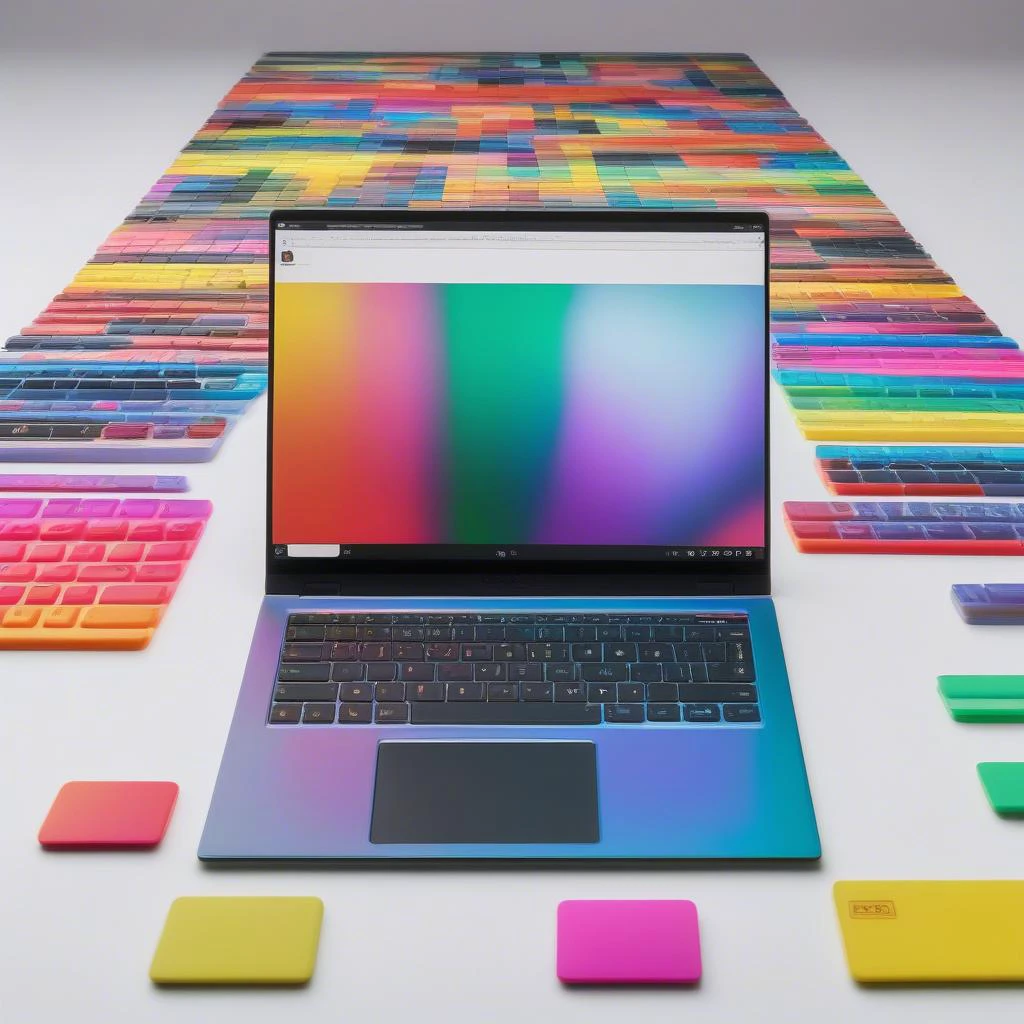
(277, 543), (767, 563)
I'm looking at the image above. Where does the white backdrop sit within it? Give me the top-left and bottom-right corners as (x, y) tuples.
(2, 13), (1024, 1021)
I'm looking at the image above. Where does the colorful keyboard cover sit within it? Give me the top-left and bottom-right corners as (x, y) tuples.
(952, 585), (1024, 625)
(4, 51), (1014, 463)
(0, 497), (211, 649)
(815, 446), (1024, 497)
(784, 501), (1024, 555)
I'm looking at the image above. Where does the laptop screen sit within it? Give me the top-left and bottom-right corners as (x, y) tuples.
(271, 217), (767, 567)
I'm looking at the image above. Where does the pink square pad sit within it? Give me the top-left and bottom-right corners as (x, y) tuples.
(557, 900), (701, 984)
(37, 781), (179, 849)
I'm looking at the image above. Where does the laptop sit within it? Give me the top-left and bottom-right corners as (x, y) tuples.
(199, 209), (820, 861)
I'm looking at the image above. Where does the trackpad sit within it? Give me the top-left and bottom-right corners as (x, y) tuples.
(370, 741), (599, 845)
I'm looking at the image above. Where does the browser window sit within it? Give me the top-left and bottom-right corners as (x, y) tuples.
(271, 221), (767, 565)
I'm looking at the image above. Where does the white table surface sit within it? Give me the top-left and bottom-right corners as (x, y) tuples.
(2, 49), (1024, 1023)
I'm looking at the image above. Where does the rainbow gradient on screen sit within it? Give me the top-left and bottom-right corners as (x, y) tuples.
(272, 282), (765, 548)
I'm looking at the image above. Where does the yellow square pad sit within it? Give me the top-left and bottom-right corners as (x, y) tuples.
(834, 881), (1024, 983)
(150, 897), (323, 985)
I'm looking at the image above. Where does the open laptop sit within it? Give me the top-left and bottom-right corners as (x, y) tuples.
(199, 209), (820, 861)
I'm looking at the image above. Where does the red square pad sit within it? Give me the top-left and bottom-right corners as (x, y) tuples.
(557, 900), (702, 984)
(38, 781), (179, 849)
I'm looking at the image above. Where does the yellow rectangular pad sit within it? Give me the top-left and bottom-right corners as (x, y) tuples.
(149, 897), (323, 985)
(834, 881), (1024, 982)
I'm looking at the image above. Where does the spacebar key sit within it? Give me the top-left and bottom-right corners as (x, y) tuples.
(410, 703), (601, 725)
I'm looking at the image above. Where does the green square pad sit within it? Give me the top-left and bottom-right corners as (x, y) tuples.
(150, 897), (323, 985)
(937, 675), (1024, 722)
(978, 763), (1024, 815)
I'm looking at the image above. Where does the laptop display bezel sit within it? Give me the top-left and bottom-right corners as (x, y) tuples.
(266, 208), (771, 597)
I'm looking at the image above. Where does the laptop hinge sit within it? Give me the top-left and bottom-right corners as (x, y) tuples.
(302, 583), (342, 597)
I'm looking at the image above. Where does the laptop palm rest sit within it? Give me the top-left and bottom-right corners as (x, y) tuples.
(370, 741), (599, 844)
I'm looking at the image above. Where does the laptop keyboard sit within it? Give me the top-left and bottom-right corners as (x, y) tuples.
(269, 613), (760, 727)
(785, 500), (1024, 553)
(816, 445), (1024, 496)
(0, 497), (211, 648)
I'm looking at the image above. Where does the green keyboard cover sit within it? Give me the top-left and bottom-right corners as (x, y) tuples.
(938, 675), (1024, 722)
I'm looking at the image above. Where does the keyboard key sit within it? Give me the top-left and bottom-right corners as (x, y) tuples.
(281, 643), (323, 662)
(426, 643), (459, 661)
(528, 643), (569, 662)
(401, 663), (435, 682)
(494, 643), (527, 661)
(564, 626), (596, 641)
(301, 703), (335, 724)
(724, 704), (761, 723)
(582, 664), (628, 683)
(684, 626), (715, 643)
(27, 544), (65, 563)
(571, 643), (601, 662)
(654, 625), (684, 641)
(624, 625), (652, 641)
(522, 682), (553, 701)
(375, 681), (405, 702)
(339, 682), (372, 702)
(487, 683), (518, 701)
(273, 683), (338, 703)
(79, 565), (134, 582)
(684, 704), (721, 723)
(475, 662), (506, 681)
(508, 663), (542, 682)
(605, 642), (637, 662)
(678, 684), (758, 703)
(638, 643), (673, 662)
(366, 663), (398, 681)
(631, 664), (663, 683)
(279, 663), (330, 682)
(408, 681), (444, 701)
(647, 703), (681, 723)
(706, 662), (756, 683)
(270, 704), (301, 724)
(447, 681), (484, 701)
(605, 704), (643, 723)
(286, 625), (326, 642)
(437, 663), (473, 682)
(375, 703), (410, 724)
(586, 684), (617, 703)
(331, 663), (365, 682)
(324, 625), (357, 641)
(410, 703), (601, 726)
(100, 584), (169, 605)
(463, 643), (492, 660)
(394, 643), (424, 660)
(4, 606), (41, 627)
(555, 683), (585, 702)
(646, 682), (679, 702)
(475, 625), (505, 641)
(393, 626), (425, 641)
(338, 703), (372, 723)
(546, 663), (578, 681)
(43, 607), (81, 628)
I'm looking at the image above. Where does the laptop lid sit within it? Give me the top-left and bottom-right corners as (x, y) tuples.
(266, 210), (770, 597)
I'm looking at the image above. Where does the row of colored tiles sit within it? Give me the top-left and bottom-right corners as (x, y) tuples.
(36, 779), (1024, 985)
